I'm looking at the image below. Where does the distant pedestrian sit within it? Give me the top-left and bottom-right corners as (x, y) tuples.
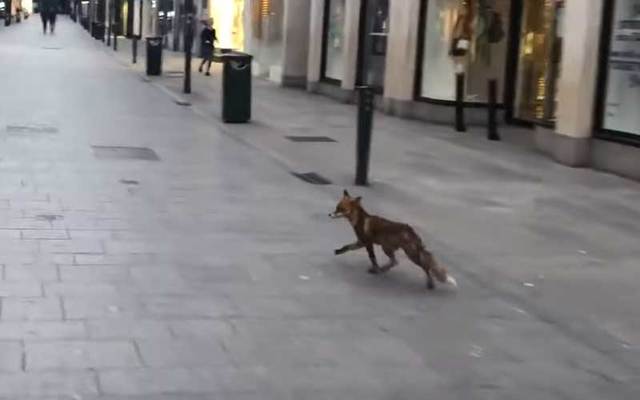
(198, 18), (217, 76)
(40, 0), (59, 35)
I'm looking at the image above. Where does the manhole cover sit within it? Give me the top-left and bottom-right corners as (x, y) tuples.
(6, 125), (58, 134)
(286, 136), (337, 143)
(291, 172), (332, 185)
(92, 146), (160, 161)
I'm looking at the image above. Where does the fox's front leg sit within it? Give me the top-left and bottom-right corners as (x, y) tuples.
(334, 241), (364, 255)
(366, 244), (382, 274)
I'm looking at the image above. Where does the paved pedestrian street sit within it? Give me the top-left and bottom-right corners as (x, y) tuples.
(0, 17), (639, 400)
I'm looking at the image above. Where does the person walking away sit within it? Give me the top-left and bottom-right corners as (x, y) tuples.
(198, 18), (217, 76)
(40, 0), (58, 34)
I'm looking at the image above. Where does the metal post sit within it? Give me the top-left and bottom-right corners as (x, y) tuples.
(183, 0), (194, 94)
(455, 72), (466, 132)
(113, 0), (118, 51)
(355, 86), (375, 186)
(132, 36), (138, 63)
(488, 78), (500, 141)
(107, 1), (112, 46)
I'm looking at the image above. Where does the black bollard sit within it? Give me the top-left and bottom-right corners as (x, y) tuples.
(355, 86), (375, 186)
(132, 36), (138, 64)
(107, 20), (111, 46)
(455, 72), (466, 132)
(183, 10), (194, 94)
(488, 79), (500, 141)
(114, 23), (118, 51)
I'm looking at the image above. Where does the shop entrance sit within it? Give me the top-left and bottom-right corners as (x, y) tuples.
(357, 0), (389, 92)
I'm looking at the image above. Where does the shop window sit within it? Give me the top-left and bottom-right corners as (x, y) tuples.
(418, 0), (511, 103)
(358, 0), (389, 90)
(322, 0), (346, 82)
(514, 0), (564, 124)
(601, 0), (640, 137)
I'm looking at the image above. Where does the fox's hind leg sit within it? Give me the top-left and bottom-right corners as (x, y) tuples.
(404, 244), (436, 290)
(380, 246), (398, 273)
(425, 270), (435, 290)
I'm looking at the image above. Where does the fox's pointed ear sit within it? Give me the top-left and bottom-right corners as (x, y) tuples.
(354, 196), (362, 204)
(343, 189), (350, 198)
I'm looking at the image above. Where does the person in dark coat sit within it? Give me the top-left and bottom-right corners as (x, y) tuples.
(198, 18), (217, 76)
(39, 0), (58, 34)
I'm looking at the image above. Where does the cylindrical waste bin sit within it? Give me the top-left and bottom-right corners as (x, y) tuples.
(221, 52), (252, 123)
(146, 37), (163, 76)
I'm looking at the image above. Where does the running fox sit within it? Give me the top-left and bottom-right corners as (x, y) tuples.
(330, 190), (457, 290)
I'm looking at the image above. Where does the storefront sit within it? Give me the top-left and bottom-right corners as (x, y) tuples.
(596, 0), (640, 145)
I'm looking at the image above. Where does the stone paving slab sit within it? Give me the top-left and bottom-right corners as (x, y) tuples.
(0, 17), (638, 399)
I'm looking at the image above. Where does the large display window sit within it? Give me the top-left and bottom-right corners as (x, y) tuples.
(599, 0), (640, 138)
(417, 0), (511, 103)
(209, 0), (245, 50)
(321, 0), (346, 82)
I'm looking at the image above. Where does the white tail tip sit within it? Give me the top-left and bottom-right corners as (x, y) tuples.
(446, 275), (458, 288)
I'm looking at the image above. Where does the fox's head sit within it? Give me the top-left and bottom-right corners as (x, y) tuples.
(329, 190), (362, 219)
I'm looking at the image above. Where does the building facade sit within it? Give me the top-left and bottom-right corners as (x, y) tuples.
(79, 0), (640, 180)
(302, 0), (640, 180)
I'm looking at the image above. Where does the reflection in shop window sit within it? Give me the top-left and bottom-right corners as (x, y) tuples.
(603, 0), (640, 136)
(514, 0), (563, 124)
(323, 0), (346, 81)
(247, 0), (284, 78)
(419, 0), (510, 103)
(359, 0), (389, 90)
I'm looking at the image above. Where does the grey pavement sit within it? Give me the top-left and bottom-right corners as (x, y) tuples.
(0, 16), (638, 399)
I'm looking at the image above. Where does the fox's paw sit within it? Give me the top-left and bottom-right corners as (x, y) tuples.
(368, 267), (381, 275)
(334, 248), (344, 255)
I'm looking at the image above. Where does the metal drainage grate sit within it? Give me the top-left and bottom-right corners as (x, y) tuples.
(6, 125), (58, 134)
(36, 214), (64, 222)
(165, 71), (185, 78)
(92, 146), (160, 161)
(291, 172), (332, 185)
(286, 136), (337, 143)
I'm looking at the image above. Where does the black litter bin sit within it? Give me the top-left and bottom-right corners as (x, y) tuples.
(146, 37), (163, 76)
(221, 53), (252, 123)
(92, 22), (104, 40)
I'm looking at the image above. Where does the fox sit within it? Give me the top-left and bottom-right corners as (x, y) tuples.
(330, 190), (457, 290)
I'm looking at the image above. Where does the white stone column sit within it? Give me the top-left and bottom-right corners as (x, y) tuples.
(383, 0), (421, 103)
(341, 0), (361, 90)
(547, 0), (604, 166)
(281, 0), (311, 87)
(306, 0), (324, 85)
